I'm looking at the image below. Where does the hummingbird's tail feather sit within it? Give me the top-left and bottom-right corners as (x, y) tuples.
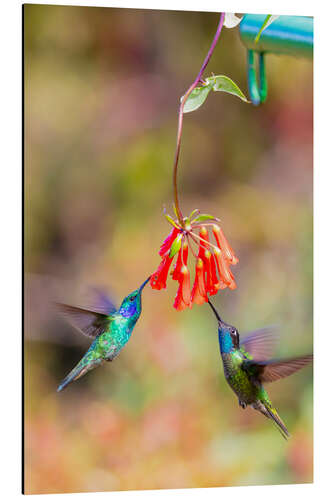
(253, 400), (290, 440)
(57, 357), (103, 392)
(265, 406), (290, 440)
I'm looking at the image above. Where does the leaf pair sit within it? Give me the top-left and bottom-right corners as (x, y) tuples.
(183, 75), (248, 114)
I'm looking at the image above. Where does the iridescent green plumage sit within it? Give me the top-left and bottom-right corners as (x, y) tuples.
(208, 300), (312, 439)
(57, 277), (150, 392)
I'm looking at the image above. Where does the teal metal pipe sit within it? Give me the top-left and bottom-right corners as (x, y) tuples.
(247, 50), (261, 106)
(239, 15), (313, 105)
(239, 15), (313, 58)
(258, 52), (267, 103)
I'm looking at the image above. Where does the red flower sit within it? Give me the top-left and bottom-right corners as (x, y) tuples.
(151, 210), (239, 310)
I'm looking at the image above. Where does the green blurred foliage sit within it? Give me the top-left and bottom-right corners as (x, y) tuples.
(24, 5), (313, 494)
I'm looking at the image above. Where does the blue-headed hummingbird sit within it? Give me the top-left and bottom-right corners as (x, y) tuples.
(56, 276), (150, 392)
(208, 300), (312, 439)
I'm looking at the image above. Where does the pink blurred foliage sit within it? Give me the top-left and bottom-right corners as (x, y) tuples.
(287, 430), (313, 482)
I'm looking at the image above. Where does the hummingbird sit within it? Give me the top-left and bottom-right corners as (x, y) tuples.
(56, 276), (150, 392)
(208, 300), (312, 439)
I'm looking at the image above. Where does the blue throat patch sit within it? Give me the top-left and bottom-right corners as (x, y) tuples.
(218, 328), (233, 354)
(120, 303), (138, 318)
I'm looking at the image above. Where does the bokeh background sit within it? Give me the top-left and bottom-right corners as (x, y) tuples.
(24, 5), (313, 495)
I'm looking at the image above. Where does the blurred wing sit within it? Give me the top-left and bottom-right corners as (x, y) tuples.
(245, 355), (313, 383)
(56, 303), (112, 338)
(88, 288), (117, 315)
(240, 326), (278, 360)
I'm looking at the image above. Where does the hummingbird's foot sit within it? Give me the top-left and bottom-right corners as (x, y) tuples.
(239, 400), (247, 409)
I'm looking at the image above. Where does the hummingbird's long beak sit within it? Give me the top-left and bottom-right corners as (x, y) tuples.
(207, 299), (225, 325)
(139, 275), (151, 292)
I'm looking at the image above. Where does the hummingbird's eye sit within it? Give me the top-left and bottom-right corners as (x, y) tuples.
(129, 295), (136, 302)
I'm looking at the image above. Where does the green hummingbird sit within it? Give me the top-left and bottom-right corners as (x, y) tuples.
(208, 300), (312, 439)
(56, 276), (150, 392)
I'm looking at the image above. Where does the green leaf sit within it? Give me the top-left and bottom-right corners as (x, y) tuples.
(189, 208), (200, 221)
(255, 15), (279, 43)
(169, 233), (183, 258)
(206, 75), (248, 102)
(192, 214), (219, 223)
(183, 84), (213, 113)
(164, 213), (180, 229)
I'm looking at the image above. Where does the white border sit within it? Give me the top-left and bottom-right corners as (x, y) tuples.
(2, 0), (332, 499)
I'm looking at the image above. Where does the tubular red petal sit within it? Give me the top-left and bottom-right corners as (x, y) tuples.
(203, 249), (214, 294)
(199, 226), (210, 247)
(191, 287), (206, 305)
(199, 226), (209, 240)
(197, 260), (207, 297)
(174, 292), (187, 311)
(207, 251), (220, 296)
(173, 265), (191, 310)
(191, 258), (208, 305)
(198, 243), (205, 260)
(150, 255), (174, 290)
(226, 268), (237, 289)
(181, 266), (191, 306)
(171, 241), (188, 281)
(213, 248), (233, 286)
(159, 227), (181, 256)
(212, 224), (238, 265)
(171, 249), (182, 281)
(197, 226), (209, 258)
(228, 279), (237, 290)
(215, 281), (227, 292)
(182, 242), (189, 266)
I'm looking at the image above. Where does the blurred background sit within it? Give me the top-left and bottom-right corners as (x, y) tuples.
(24, 5), (313, 494)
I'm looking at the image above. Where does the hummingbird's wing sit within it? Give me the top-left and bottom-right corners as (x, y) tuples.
(243, 354), (313, 383)
(56, 303), (113, 338)
(86, 288), (117, 315)
(240, 327), (278, 360)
